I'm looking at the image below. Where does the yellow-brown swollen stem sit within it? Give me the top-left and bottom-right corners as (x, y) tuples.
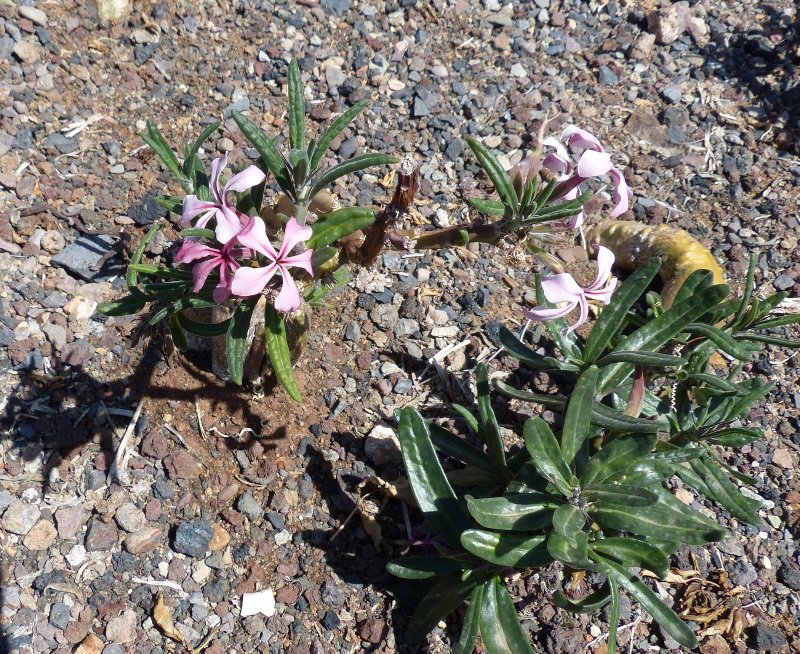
(308, 189), (339, 215)
(586, 220), (726, 308)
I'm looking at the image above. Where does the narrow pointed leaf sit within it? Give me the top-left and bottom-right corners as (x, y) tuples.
(523, 417), (575, 497)
(461, 529), (551, 567)
(583, 484), (658, 507)
(467, 197), (505, 216)
(561, 366), (599, 464)
(177, 311), (231, 336)
(429, 424), (493, 473)
(97, 294), (147, 317)
(689, 455), (761, 525)
(308, 99), (369, 172)
(499, 325), (580, 372)
(467, 493), (560, 531)
(479, 577), (536, 654)
(308, 153), (397, 200)
(596, 351), (686, 367)
(528, 192), (592, 223)
(739, 333), (800, 348)
(452, 403), (480, 436)
(142, 121), (188, 189)
(454, 584), (484, 654)
(264, 303), (302, 401)
(182, 121), (220, 177)
(386, 556), (464, 580)
(398, 407), (472, 549)
(590, 537), (669, 579)
(405, 572), (480, 645)
(706, 427), (761, 447)
(731, 253), (757, 328)
(671, 269), (714, 307)
(607, 576), (620, 654)
(684, 323), (760, 360)
(751, 314), (800, 329)
(476, 364), (506, 471)
(232, 110), (295, 197)
(287, 59), (305, 151)
(226, 299), (257, 386)
(552, 583), (611, 613)
(306, 207), (376, 248)
(465, 137), (518, 211)
(178, 227), (217, 240)
(581, 433), (659, 487)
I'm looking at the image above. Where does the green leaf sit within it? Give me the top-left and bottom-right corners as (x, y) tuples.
(590, 537), (669, 578)
(590, 403), (666, 433)
(398, 407), (472, 549)
(561, 366), (599, 465)
(607, 577), (620, 654)
(405, 572), (480, 645)
(461, 529), (551, 567)
(598, 283), (731, 392)
(308, 99), (369, 172)
(156, 194), (183, 214)
(476, 364), (506, 471)
(232, 110), (295, 198)
(499, 325), (580, 372)
(386, 556), (463, 580)
(306, 207), (376, 249)
(731, 253), (757, 328)
(552, 504), (586, 538)
(684, 372), (742, 395)
(527, 193), (592, 224)
(264, 303), (302, 401)
(304, 265), (351, 308)
(581, 433), (658, 487)
(178, 227), (217, 240)
(671, 269), (714, 307)
(454, 583), (484, 654)
(287, 59), (305, 151)
(689, 455), (761, 525)
(452, 403), (480, 436)
(595, 555), (698, 649)
(182, 121), (220, 177)
(125, 223), (163, 299)
(751, 314), (800, 330)
(552, 583), (611, 614)
(739, 333), (800, 349)
(97, 294), (147, 317)
(429, 424), (494, 473)
(589, 487), (728, 544)
(168, 314), (188, 352)
(684, 323), (760, 360)
(465, 137), (518, 213)
(467, 197), (505, 216)
(479, 577), (536, 654)
(547, 532), (592, 568)
(523, 417), (575, 497)
(595, 351), (686, 368)
(583, 484), (658, 507)
(532, 178), (558, 210)
(226, 299), (257, 386)
(308, 153), (398, 200)
(141, 121), (189, 190)
(722, 379), (774, 422)
(467, 493), (560, 531)
(176, 311), (230, 337)
(706, 427), (761, 447)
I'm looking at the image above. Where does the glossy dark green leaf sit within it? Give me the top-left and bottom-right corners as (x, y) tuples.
(454, 583), (484, 654)
(308, 99), (370, 173)
(595, 555), (698, 649)
(590, 403), (666, 433)
(523, 417), (575, 497)
(386, 556), (464, 580)
(552, 504), (586, 538)
(308, 153), (398, 200)
(740, 333), (800, 348)
(264, 303), (302, 401)
(528, 193), (591, 224)
(232, 110), (295, 197)
(589, 487), (728, 544)
(722, 379), (774, 422)
(304, 265), (350, 308)
(672, 269), (714, 307)
(561, 366), (599, 465)
(684, 323), (760, 360)
(405, 572), (480, 645)
(398, 407), (472, 549)
(178, 227), (217, 240)
(731, 253), (757, 328)
(467, 493), (560, 531)
(494, 381), (567, 408)
(533, 178), (558, 209)
(476, 364), (506, 471)
(452, 403), (480, 436)
(582, 433), (658, 487)
(226, 299), (256, 386)
(287, 59), (305, 151)
(684, 372), (742, 394)
(607, 576), (620, 654)
(176, 311), (231, 336)
(182, 121), (220, 178)
(547, 532), (592, 568)
(552, 583), (611, 614)
(156, 194), (183, 214)
(97, 294), (147, 317)
(465, 137), (518, 212)
(128, 263), (193, 280)
(499, 325), (579, 372)
(595, 351), (686, 368)
(751, 314), (800, 330)
(583, 484), (657, 507)
(126, 223), (162, 294)
(689, 455), (761, 525)
(461, 529), (551, 567)
(306, 206), (376, 249)
(168, 314), (188, 352)
(590, 537), (669, 578)
(706, 427), (761, 447)
(467, 197), (506, 216)
(429, 423), (493, 473)
(141, 121), (189, 190)
(479, 577), (536, 654)
(598, 283), (731, 392)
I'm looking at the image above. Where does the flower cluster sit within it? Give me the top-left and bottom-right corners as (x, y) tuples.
(178, 156), (313, 313)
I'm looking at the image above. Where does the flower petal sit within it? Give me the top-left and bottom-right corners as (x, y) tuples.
(192, 257), (221, 293)
(541, 273), (583, 305)
(214, 206), (246, 244)
(177, 241), (219, 264)
(209, 154), (228, 204)
(542, 152), (571, 175)
(277, 217), (313, 259)
(230, 264), (277, 297)
(525, 303), (576, 322)
(193, 209), (218, 230)
(561, 125), (605, 152)
(281, 250), (314, 276)
(223, 165), (267, 195)
(586, 277), (618, 304)
(181, 196), (219, 224)
(566, 296), (590, 334)
(273, 266), (303, 312)
(235, 216), (279, 260)
(577, 149), (613, 178)
(586, 245), (615, 291)
(609, 167), (632, 217)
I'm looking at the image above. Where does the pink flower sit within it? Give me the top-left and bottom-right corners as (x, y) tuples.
(542, 125), (632, 223)
(526, 245), (617, 334)
(181, 154), (266, 244)
(177, 238), (247, 304)
(231, 216), (314, 313)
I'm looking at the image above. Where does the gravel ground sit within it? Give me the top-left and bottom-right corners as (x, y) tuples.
(1, 1), (799, 653)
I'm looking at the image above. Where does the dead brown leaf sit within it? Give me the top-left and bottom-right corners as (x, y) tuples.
(153, 592), (188, 646)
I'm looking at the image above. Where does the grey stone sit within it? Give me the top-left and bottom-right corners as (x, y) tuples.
(102, 141), (122, 157)
(49, 602), (71, 630)
(661, 85), (682, 103)
(394, 318), (418, 338)
(344, 321), (361, 342)
(85, 517), (118, 551)
(728, 559), (758, 586)
(237, 492), (262, 520)
(127, 191), (163, 226)
(202, 576), (229, 603)
(321, 0), (351, 14)
(598, 66), (619, 85)
(173, 519), (214, 557)
(337, 136), (358, 158)
(393, 378), (413, 394)
(2, 501), (41, 535)
(44, 133), (78, 154)
(777, 565), (800, 591)
(51, 234), (118, 281)
(774, 273), (795, 291)
(114, 502), (147, 533)
(753, 620), (787, 650)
